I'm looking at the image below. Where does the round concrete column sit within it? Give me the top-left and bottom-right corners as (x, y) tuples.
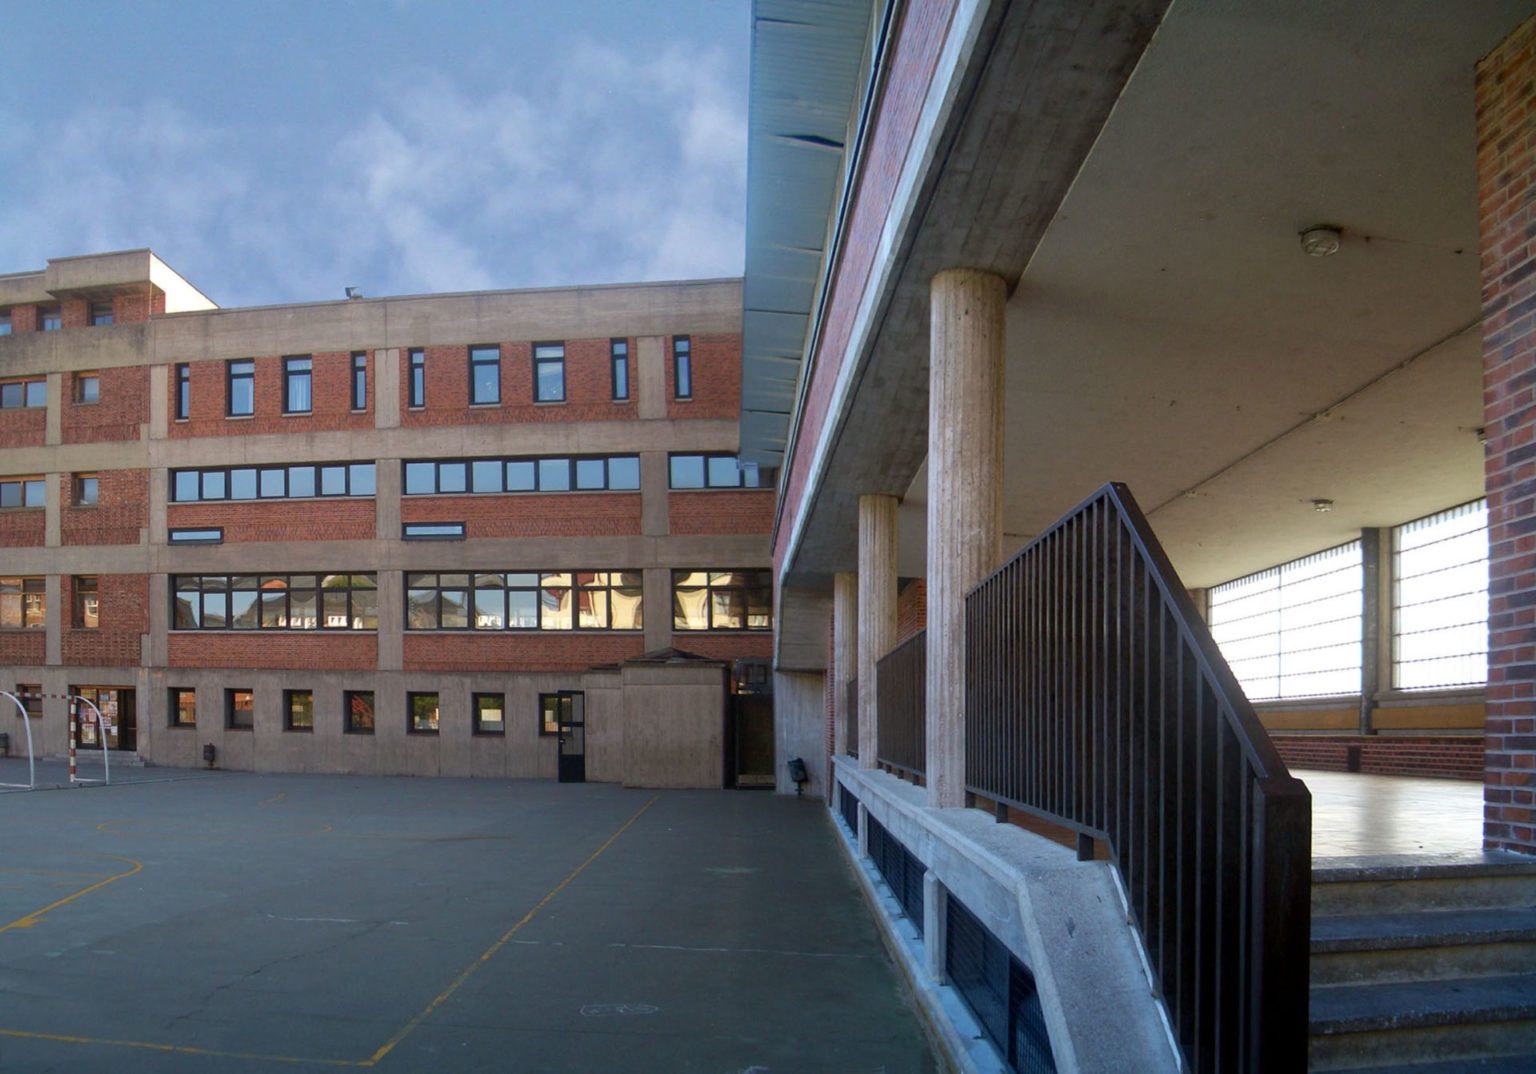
(833, 570), (859, 759)
(926, 268), (1005, 808)
(858, 494), (898, 769)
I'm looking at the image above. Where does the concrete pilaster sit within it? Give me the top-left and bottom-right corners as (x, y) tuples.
(374, 455), (401, 542)
(636, 336), (666, 420)
(44, 473), (61, 548)
(926, 268), (1005, 809)
(44, 373), (62, 446)
(858, 494), (897, 769)
(148, 364), (169, 440)
(376, 570), (403, 671)
(375, 348), (401, 429)
(642, 565), (672, 652)
(833, 570), (858, 758)
(640, 451), (669, 537)
(44, 575), (62, 665)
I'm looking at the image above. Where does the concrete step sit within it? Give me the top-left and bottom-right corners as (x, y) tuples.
(1314, 856), (1536, 916)
(1309, 974), (1536, 1071)
(1312, 907), (1536, 986)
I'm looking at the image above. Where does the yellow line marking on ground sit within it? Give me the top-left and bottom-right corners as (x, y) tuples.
(0, 1027), (364, 1067)
(0, 856), (142, 933)
(260, 791), (287, 806)
(361, 794), (660, 1068)
(0, 867), (110, 878)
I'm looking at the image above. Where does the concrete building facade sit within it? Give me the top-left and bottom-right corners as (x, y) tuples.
(0, 250), (776, 788)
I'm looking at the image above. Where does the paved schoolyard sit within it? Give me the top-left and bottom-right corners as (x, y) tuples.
(0, 765), (936, 1073)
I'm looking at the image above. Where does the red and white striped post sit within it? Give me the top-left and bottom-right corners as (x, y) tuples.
(68, 696), (77, 784)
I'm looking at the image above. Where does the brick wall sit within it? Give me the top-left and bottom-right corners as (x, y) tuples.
(169, 632), (378, 670)
(895, 578), (927, 645)
(666, 333), (744, 421)
(169, 499), (376, 543)
(404, 632), (645, 673)
(402, 338), (638, 426)
(0, 507), (45, 547)
(63, 365), (148, 444)
(401, 492), (641, 539)
(668, 490), (775, 535)
(9, 306), (38, 333)
(671, 633), (773, 664)
(1274, 736), (1484, 782)
(62, 573), (147, 666)
(774, 0), (954, 576)
(169, 353), (373, 439)
(0, 404), (46, 449)
(60, 298), (89, 329)
(114, 289), (158, 324)
(62, 469), (147, 546)
(1477, 16), (1536, 853)
(0, 632), (44, 665)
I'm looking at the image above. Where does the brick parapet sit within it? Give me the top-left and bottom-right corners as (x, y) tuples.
(665, 333), (743, 421)
(61, 469), (148, 546)
(0, 508), (45, 547)
(404, 632), (644, 673)
(63, 365), (148, 444)
(168, 353), (373, 439)
(668, 490), (774, 536)
(61, 573), (147, 666)
(401, 338), (638, 426)
(168, 499), (376, 543)
(401, 492), (641, 539)
(169, 632), (378, 670)
(0, 406), (46, 450)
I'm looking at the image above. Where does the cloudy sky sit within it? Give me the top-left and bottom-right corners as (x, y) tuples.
(0, 1), (749, 308)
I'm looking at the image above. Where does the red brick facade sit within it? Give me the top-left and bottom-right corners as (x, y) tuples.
(61, 469), (148, 546)
(668, 490), (774, 535)
(895, 578), (927, 645)
(1274, 735), (1484, 782)
(1477, 16), (1536, 853)
(402, 338), (637, 426)
(666, 334), (744, 421)
(170, 632), (378, 670)
(404, 632), (645, 673)
(63, 365), (149, 444)
(62, 573), (148, 667)
(674, 633), (773, 664)
(169, 499), (377, 543)
(0, 507), (45, 547)
(0, 631), (45, 665)
(169, 353), (373, 439)
(0, 400), (46, 449)
(402, 492), (640, 539)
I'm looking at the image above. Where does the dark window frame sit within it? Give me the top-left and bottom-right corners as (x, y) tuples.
(0, 577), (47, 630)
(75, 373), (100, 404)
(673, 335), (692, 399)
(72, 575), (98, 629)
(169, 687), (196, 727)
(402, 522), (466, 541)
(538, 693), (562, 736)
(168, 528), (223, 544)
(0, 379), (47, 409)
(667, 453), (773, 490)
(90, 301), (114, 327)
(671, 569), (774, 632)
(74, 473), (98, 506)
(401, 455), (639, 495)
(284, 689), (314, 732)
(405, 570), (643, 633)
(344, 690), (375, 735)
(170, 462), (376, 503)
(408, 691), (440, 735)
(39, 307), (61, 332)
(227, 359), (255, 417)
(351, 352), (368, 411)
(175, 363), (190, 421)
(611, 338), (630, 400)
(533, 342), (565, 403)
(16, 683), (43, 717)
(283, 355), (313, 414)
(172, 573), (379, 632)
(408, 348), (426, 408)
(0, 477), (46, 509)
(473, 692), (506, 735)
(226, 688), (254, 730)
(469, 344), (501, 405)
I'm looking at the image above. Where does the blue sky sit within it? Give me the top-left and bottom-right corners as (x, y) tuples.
(0, 1), (749, 308)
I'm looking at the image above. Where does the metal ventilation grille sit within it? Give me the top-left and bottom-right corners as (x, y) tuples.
(946, 895), (1055, 1074)
(838, 784), (859, 835)
(866, 815), (924, 935)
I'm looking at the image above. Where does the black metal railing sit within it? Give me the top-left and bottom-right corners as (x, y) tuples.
(947, 893), (1055, 1074)
(846, 677), (859, 757)
(867, 815), (924, 934)
(839, 783), (860, 835)
(876, 629), (926, 777)
(964, 482), (1310, 1074)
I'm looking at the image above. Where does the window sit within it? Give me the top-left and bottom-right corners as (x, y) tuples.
(402, 522), (465, 540)
(406, 571), (642, 631)
(408, 692), (440, 734)
(168, 528), (223, 544)
(534, 342), (565, 402)
(0, 311), (10, 335)
(171, 462), (375, 502)
(74, 473), (98, 506)
(90, 301), (113, 327)
(539, 693), (562, 736)
(227, 359), (255, 416)
(75, 373), (100, 404)
(1209, 541), (1363, 702)
(0, 478), (45, 509)
(673, 336), (692, 399)
(351, 352), (367, 410)
(611, 339), (629, 400)
(0, 379), (46, 409)
(175, 364), (190, 421)
(283, 356), (312, 414)
(40, 307), (61, 331)
(672, 570), (773, 631)
(169, 688), (196, 727)
(668, 454), (773, 489)
(1394, 500), (1489, 690)
(345, 690), (375, 734)
(17, 683), (42, 717)
(470, 345), (500, 405)
(173, 573), (378, 631)
(227, 689), (254, 730)
(0, 577), (46, 629)
(409, 348), (425, 408)
(402, 455), (639, 495)
(473, 693), (505, 735)
(285, 689), (314, 731)
(73, 576), (98, 629)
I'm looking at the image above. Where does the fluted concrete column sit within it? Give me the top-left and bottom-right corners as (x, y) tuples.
(857, 494), (898, 769)
(927, 268), (1005, 808)
(833, 570), (858, 758)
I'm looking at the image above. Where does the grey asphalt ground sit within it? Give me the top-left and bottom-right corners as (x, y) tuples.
(0, 763), (935, 1073)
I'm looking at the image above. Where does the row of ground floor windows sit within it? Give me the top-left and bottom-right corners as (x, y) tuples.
(167, 687), (568, 737)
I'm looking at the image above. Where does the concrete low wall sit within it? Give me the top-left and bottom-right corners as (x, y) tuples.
(620, 663), (726, 788)
(832, 758), (1179, 1074)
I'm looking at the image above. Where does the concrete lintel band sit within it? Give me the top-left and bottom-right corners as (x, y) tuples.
(926, 268), (1005, 809)
(858, 494), (898, 770)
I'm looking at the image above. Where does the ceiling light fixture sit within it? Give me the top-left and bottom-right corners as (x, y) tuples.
(1310, 498), (1334, 513)
(1300, 226), (1342, 258)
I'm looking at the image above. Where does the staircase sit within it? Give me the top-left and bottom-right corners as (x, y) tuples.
(1309, 854), (1536, 1071)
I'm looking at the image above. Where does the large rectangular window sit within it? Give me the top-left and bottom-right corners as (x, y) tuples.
(402, 455), (639, 495)
(283, 356), (312, 413)
(285, 689), (314, 732)
(534, 343), (565, 402)
(171, 462), (375, 502)
(169, 687), (196, 727)
(0, 477), (46, 509)
(1209, 542), (1363, 702)
(172, 574), (378, 631)
(409, 348), (426, 408)
(227, 359), (255, 416)
(1394, 500), (1489, 690)
(351, 352), (367, 410)
(473, 693), (505, 735)
(408, 692), (440, 734)
(672, 570), (773, 631)
(406, 571), (642, 631)
(345, 690), (375, 734)
(668, 454), (772, 489)
(0, 379), (46, 409)
(673, 335), (692, 399)
(227, 689), (254, 730)
(175, 363), (190, 420)
(0, 577), (46, 629)
(469, 345), (500, 405)
(611, 339), (629, 400)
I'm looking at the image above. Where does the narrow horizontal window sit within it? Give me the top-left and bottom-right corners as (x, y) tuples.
(402, 522), (466, 540)
(401, 455), (640, 495)
(170, 462), (376, 502)
(668, 454), (775, 490)
(169, 528), (223, 544)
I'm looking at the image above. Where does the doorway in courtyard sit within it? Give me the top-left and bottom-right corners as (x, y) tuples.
(543, 691), (585, 783)
(730, 659), (773, 788)
(69, 686), (136, 751)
